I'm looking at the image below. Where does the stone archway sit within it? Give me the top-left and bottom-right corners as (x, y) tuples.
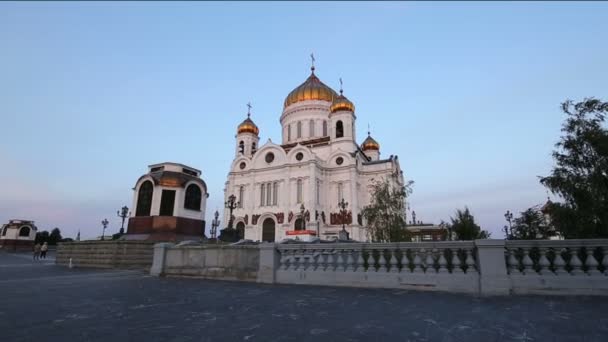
(294, 218), (304, 231)
(236, 222), (245, 240)
(262, 218), (275, 242)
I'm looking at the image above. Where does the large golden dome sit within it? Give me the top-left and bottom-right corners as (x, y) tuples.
(361, 134), (380, 151)
(284, 67), (338, 108)
(330, 90), (355, 113)
(237, 116), (259, 135)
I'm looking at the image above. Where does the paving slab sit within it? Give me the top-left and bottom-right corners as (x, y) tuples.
(1, 252), (607, 342)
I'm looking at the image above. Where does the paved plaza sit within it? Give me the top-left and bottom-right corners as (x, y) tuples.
(1, 252), (607, 342)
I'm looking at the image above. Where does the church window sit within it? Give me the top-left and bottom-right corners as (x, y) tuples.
(239, 162), (246, 170)
(260, 184), (266, 206)
(323, 121), (328, 136)
(238, 186), (244, 208)
(19, 226), (30, 237)
(239, 141), (245, 154)
(297, 179), (303, 204)
(297, 121), (302, 139)
(184, 184), (202, 211)
(252, 142), (257, 154)
(135, 181), (153, 216)
(266, 182), (272, 206)
(1, 226), (7, 236)
(338, 183), (343, 202)
(336, 157), (344, 165)
(316, 180), (320, 204)
(265, 152), (275, 163)
(296, 152), (303, 161)
(309, 120), (315, 137)
(288, 125), (292, 141)
(273, 182), (278, 206)
(336, 120), (344, 138)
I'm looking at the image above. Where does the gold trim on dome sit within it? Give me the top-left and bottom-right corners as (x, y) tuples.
(284, 72), (338, 108)
(361, 135), (380, 151)
(237, 118), (259, 135)
(330, 95), (355, 113)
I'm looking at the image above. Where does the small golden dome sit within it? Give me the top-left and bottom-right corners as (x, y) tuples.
(237, 116), (259, 135)
(330, 91), (355, 113)
(284, 67), (338, 108)
(361, 134), (380, 151)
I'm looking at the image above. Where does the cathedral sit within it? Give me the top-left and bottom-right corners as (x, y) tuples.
(224, 61), (405, 242)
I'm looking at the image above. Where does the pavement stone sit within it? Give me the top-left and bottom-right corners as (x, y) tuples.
(1, 252), (607, 342)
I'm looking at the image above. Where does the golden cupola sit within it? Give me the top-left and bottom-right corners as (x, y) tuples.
(237, 112), (259, 135)
(284, 65), (338, 108)
(330, 86), (355, 113)
(361, 132), (380, 151)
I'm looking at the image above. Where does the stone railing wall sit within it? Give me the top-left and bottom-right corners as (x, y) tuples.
(150, 239), (608, 296)
(505, 239), (608, 295)
(56, 241), (155, 270)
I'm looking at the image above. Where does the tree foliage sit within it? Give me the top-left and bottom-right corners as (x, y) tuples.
(35, 231), (49, 244)
(48, 227), (63, 245)
(540, 98), (608, 238)
(362, 176), (413, 242)
(448, 207), (490, 240)
(509, 207), (554, 240)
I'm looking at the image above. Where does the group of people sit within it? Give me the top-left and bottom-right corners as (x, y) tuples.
(33, 242), (49, 260)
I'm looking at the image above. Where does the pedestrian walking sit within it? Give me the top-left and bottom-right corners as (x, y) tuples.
(40, 242), (48, 259)
(33, 243), (41, 260)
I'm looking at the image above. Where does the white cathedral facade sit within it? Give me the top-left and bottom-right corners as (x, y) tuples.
(224, 63), (405, 242)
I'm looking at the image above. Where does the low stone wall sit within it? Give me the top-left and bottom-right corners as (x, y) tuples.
(56, 241), (155, 270)
(150, 239), (608, 296)
(152, 244), (260, 281)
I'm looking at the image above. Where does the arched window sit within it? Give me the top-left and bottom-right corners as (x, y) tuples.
(19, 226), (30, 237)
(136, 181), (154, 216)
(336, 120), (344, 138)
(273, 182), (278, 206)
(309, 120), (315, 137)
(238, 186), (244, 208)
(323, 121), (328, 136)
(266, 182), (272, 206)
(287, 125), (292, 141)
(1, 226), (7, 236)
(297, 179), (303, 204)
(238, 141), (244, 154)
(260, 184), (266, 206)
(184, 184), (202, 211)
(251, 142), (257, 154)
(295, 218), (304, 231)
(297, 121), (302, 139)
(338, 183), (343, 203)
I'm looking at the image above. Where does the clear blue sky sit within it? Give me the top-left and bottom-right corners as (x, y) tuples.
(1, 2), (607, 239)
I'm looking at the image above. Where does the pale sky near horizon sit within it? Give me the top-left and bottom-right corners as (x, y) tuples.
(1, 2), (607, 239)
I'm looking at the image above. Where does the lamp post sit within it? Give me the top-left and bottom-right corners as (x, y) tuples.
(211, 210), (220, 241)
(299, 203), (306, 230)
(224, 194), (239, 230)
(116, 206), (130, 234)
(101, 218), (109, 241)
(338, 198), (349, 240)
(504, 210), (514, 239)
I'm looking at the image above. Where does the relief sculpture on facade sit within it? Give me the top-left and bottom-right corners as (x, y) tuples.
(276, 212), (284, 224)
(252, 214), (261, 225)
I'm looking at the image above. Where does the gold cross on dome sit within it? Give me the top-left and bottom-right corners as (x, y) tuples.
(247, 102), (252, 117)
(310, 53), (315, 68)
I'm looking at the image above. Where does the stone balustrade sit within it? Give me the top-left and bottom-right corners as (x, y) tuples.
(149, 239), (608, 296)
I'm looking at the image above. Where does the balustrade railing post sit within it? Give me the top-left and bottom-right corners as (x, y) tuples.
(437, 249), (449, 274)
(356, 248), (366, 272)
(345, 249), (356, 272)
(584, 248), (600, 276)
(378, 249), (387, 272)
(538, 248), (551, 275)
(425, 249), (435, 274)
(475, 240), (509, 296)
(553, 248), (568, 275)
(413, 249), (424, 273)
(569, 248), (584, 275)
(389, 247), (399, 273)
(521, 249), (534, 275)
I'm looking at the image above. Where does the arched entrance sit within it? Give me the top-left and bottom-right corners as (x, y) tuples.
(262, 218), (275, 242)
(236, 222), (245, 240)
(294, 218), (304, 231)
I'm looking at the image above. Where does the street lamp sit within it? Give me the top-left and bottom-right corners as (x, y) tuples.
(299, 203), (306, 230)
(338, 198), (349, 240)
(101, 218), (109, 241)
(116, 206), (130, 234)
(211, 210), (220, 240)
(504, 210), (514, 239)
(224, 194), (239, 230)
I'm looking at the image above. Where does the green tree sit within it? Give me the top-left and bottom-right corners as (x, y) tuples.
(510, 207), (554, 240)
(35, 231), (49, 244)
(362, 175), (413, 242)
(449, 207), (490, 240)
(540, 98), (608, 238)
(48, 227), (63, 245)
